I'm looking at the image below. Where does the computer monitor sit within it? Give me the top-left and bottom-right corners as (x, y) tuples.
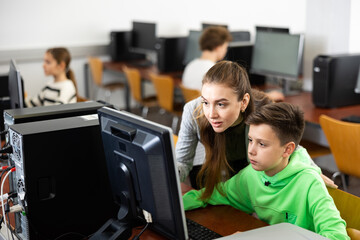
(250, 31), (304, 94)
(131, 21), (157, 51)
(183, 30), (202, 65)
(92, 107), (187, 239)
(255, 26), (289, 33)
(202, 22), (228, 30)
(8, 59), (24, 109)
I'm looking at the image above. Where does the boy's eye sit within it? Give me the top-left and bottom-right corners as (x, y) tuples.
(259, 142), (266, 147)
(248, 137), (252, 142)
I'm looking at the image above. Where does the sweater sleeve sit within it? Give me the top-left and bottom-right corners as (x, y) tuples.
(176, 98), (202, 182)
(307, 175), (349, 240)
(183, 168), (254, 214)
(56, 81), (76, 104)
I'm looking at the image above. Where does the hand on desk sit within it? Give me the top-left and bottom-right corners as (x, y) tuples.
(321, 173), (338, 189)
(266, 90), (285, 102)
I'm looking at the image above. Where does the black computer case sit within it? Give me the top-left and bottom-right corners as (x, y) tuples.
(312, 54), (360, 108)
(9, 114), (118, 240)
(156, 37), (187, 72)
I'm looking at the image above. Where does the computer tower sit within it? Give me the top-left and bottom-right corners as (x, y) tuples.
(3, 101), (111, 128)
(312, 54), (360, 108)
(0, 74), (9, 132)
(8, 114), (118, 240)
(155, 37), (187, 72)
(109, 31), (145, 61)
(225, 43), (265, 86)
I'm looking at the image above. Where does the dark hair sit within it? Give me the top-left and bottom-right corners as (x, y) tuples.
(195, 60), (253, 200)
(46, 47), (78, 97)
(245, 102), (305, 147)
(251, 88), (273, 110)
(199, 26), (232, 51)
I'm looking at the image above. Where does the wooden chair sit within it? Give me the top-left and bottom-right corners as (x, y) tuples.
(122, 66), (157, 118)
(149, 73), (183, 132)
(319, 115), (360, 191)
(179, 83), (201, 103)
(76, 96), (88, 102)
(88, 57), (125, 103)
(328, 187), (360, 239)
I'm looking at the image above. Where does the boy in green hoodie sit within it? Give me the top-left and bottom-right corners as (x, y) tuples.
(183, 102), (349, 240)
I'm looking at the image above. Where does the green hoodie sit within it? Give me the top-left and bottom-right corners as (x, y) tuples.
(183, 147), (349, 240)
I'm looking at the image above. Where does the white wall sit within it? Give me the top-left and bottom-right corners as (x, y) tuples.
(0, 0), (358, 97)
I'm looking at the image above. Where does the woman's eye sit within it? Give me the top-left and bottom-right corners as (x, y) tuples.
(201, 101), (208, 106)
(248, 137), (252, 142)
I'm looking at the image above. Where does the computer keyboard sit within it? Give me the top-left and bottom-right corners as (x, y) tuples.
(341, 115), (360, 123)
(186, 218), (222, 240)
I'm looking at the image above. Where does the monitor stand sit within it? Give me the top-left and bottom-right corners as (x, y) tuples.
(281, 78), (301, 96)
(89, 219), (132, 239)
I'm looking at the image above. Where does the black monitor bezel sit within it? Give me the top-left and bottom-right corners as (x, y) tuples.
(8, 59), (24, 109)
(131, 21), (157, 51)
(250, 31), (304, 81)
(98, 107), (188, 240)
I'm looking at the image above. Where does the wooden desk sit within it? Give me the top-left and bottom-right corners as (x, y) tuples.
(284, 91), (360, 124)
(130, 183), (267, 239)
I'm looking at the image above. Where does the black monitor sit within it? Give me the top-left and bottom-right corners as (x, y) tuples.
(255, 25), (290, 33)
(183, 30), (202, 65)
(92, 107), (187, 239)
(131, 21), (157, 51)
(8, 59), (24, 109)
(250, 31), (304, 94)
(202, 22), (228, 29)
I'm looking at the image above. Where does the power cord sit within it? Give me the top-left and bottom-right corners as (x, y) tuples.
(0, 145), (13, 154)
(132, 222), (150, 240)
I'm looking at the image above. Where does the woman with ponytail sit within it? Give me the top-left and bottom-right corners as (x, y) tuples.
(25, 47), (78, 107)
(176, 60), (337, 200)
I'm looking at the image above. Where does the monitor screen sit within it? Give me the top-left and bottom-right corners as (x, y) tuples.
(96, 107), (187, 239)
(183, 30), (202, 65)
(8, 59), (24, 109)
(132, 21), (156, 51)
(250, 31), (304, 80)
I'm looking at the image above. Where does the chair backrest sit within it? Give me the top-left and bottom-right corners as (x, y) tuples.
(88, 57), (103, 87)
(319, 115), (360, 177)
(328, 187), (360, 238)
(123, 67), (142, 103)
(150, 73), (174, 112)
(179, 83), (201, 102)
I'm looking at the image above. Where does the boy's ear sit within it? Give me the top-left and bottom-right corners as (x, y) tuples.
(282, 142), (296, 158)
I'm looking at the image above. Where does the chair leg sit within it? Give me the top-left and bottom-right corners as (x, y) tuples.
(104, 89), (111, 103)
(171, 116), (179, 133)
(141, 106), (149, 118)
(340, 173), (348, 192)
(332, 171), (341, 182)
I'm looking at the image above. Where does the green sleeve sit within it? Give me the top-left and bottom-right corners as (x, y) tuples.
(183, 168), (254, 213)
(308, 175), (349, 240)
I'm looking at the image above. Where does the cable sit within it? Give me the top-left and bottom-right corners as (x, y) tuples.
(6, 199), (15, 240)
(0, 145), (12, 154)
(132, 222), (150, 240)
(1, 167), (15, 240)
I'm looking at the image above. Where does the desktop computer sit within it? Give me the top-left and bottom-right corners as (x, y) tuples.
(155, 37), (187, 72)
(2, 101), (112, 236)
(313, 54), (360, 108)
(8, 114), (118, 240)
(109, 31), (145, 61)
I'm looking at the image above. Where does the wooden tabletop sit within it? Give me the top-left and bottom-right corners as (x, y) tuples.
(130, 183), (267, 239)
(103, 61), (182, 86)
(284, 91), (360, 124)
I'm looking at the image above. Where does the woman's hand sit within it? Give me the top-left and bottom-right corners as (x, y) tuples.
(321, 174), (338, 189)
